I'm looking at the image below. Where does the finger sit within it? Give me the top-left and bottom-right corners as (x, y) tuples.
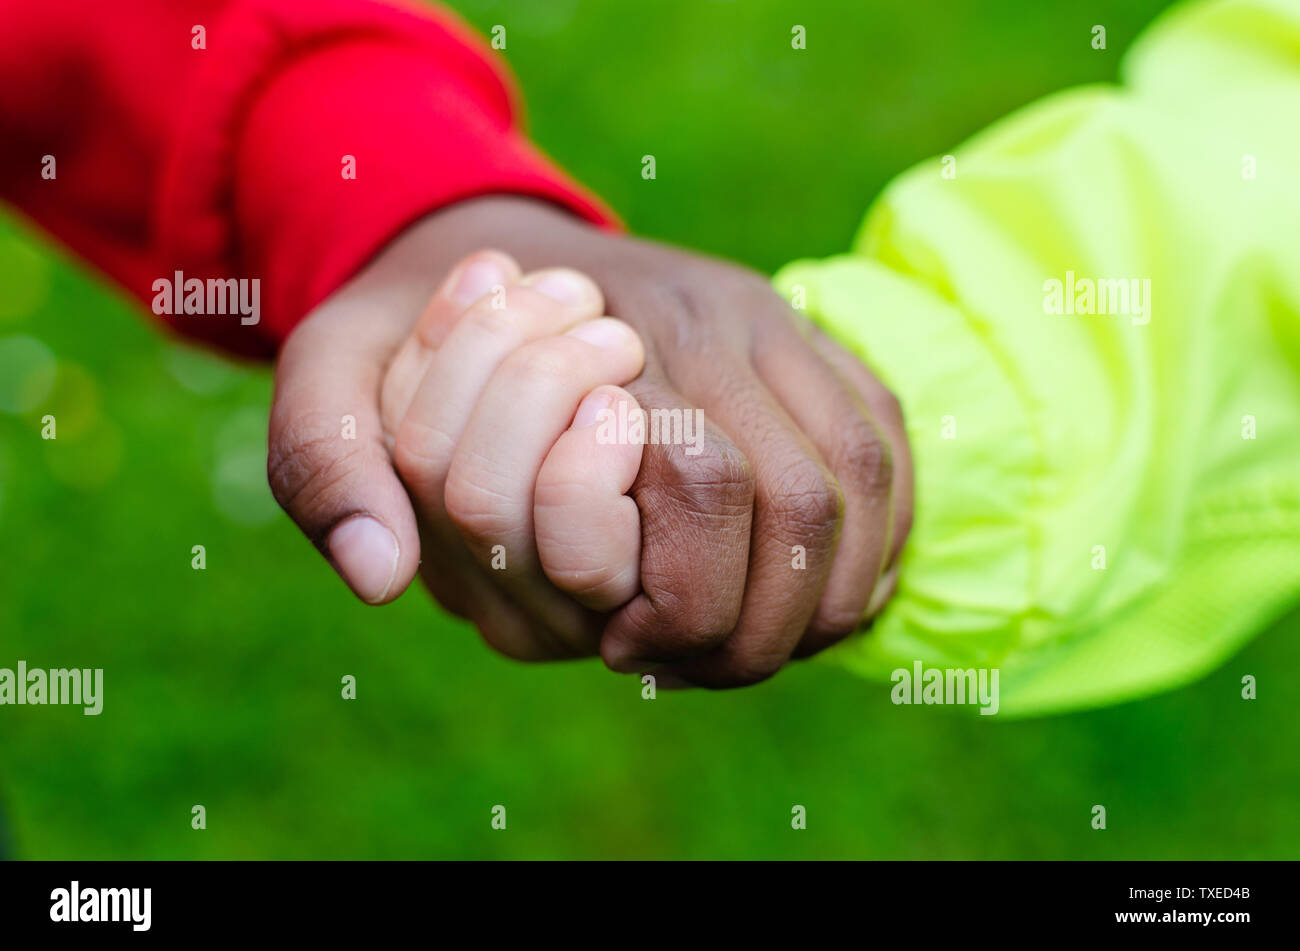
(659, 371), (843, 687)
(391, 268), (605, 509)
(444, 319), (644, 571)
(381, 249), (521, 442)
(808, 328), (914, 573)
(269, 305), (422, 605)
(754, 319), (896, 654)
(390, 268), (611, 659)
(442, 321), (644, 649)
(599, 369), (755, 673)
(377, 250), (594, 659)
(535, 385), (645, 611)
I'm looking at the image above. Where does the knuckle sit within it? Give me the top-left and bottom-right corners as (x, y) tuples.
(832, 416), (893, 497)
(620, 587), (736, 657)
(803, 608), (860, 649)
(626, 435), (752, 653)
(729, 655), (785, 686)
(534, 474), (589, 512)
(548, 562), (634, 602)
(505, 337), (583, 385)
(464, 298), (520, 339)
(533, 475), (585, 511)
(443, 468), (515, 542)
(267, 411), (366, 518)
(764, 458), (843, 542)
(658, 594), (736, 649)
(659, 436), (755, 507)
(391, 418), (454, 491)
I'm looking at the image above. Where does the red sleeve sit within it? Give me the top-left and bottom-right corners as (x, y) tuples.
(0, 0), (616, 358)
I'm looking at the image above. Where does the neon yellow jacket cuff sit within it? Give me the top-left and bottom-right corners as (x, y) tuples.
(775, 0), (1300, 715)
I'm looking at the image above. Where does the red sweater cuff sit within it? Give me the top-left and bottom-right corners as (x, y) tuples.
(154, 0), (616, 358)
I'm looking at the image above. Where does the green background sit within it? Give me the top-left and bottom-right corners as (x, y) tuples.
(1, 0), (1296, 858)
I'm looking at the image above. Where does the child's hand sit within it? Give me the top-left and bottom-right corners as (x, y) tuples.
(377, 252), (647, 657)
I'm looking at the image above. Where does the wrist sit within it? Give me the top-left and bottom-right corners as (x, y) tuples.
(293, 195), (607, 351)
(344, 195), (609, 307)
(406, 194), (613, 270)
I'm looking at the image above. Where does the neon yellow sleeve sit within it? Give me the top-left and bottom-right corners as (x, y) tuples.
(775, 0), (1300, 715)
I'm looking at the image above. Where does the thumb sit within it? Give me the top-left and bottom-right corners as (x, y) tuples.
(269, 301), (421, 605)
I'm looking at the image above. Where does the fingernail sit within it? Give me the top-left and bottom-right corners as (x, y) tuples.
(521, 268), (595, 304)
(328, 516), (399, 604)
(449, 256), (510, 307)
(568, 318), (635, 349)
(573, 390), (615, 429)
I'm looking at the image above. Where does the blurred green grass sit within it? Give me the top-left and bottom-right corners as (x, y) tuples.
(1, 0), (1297, 859)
